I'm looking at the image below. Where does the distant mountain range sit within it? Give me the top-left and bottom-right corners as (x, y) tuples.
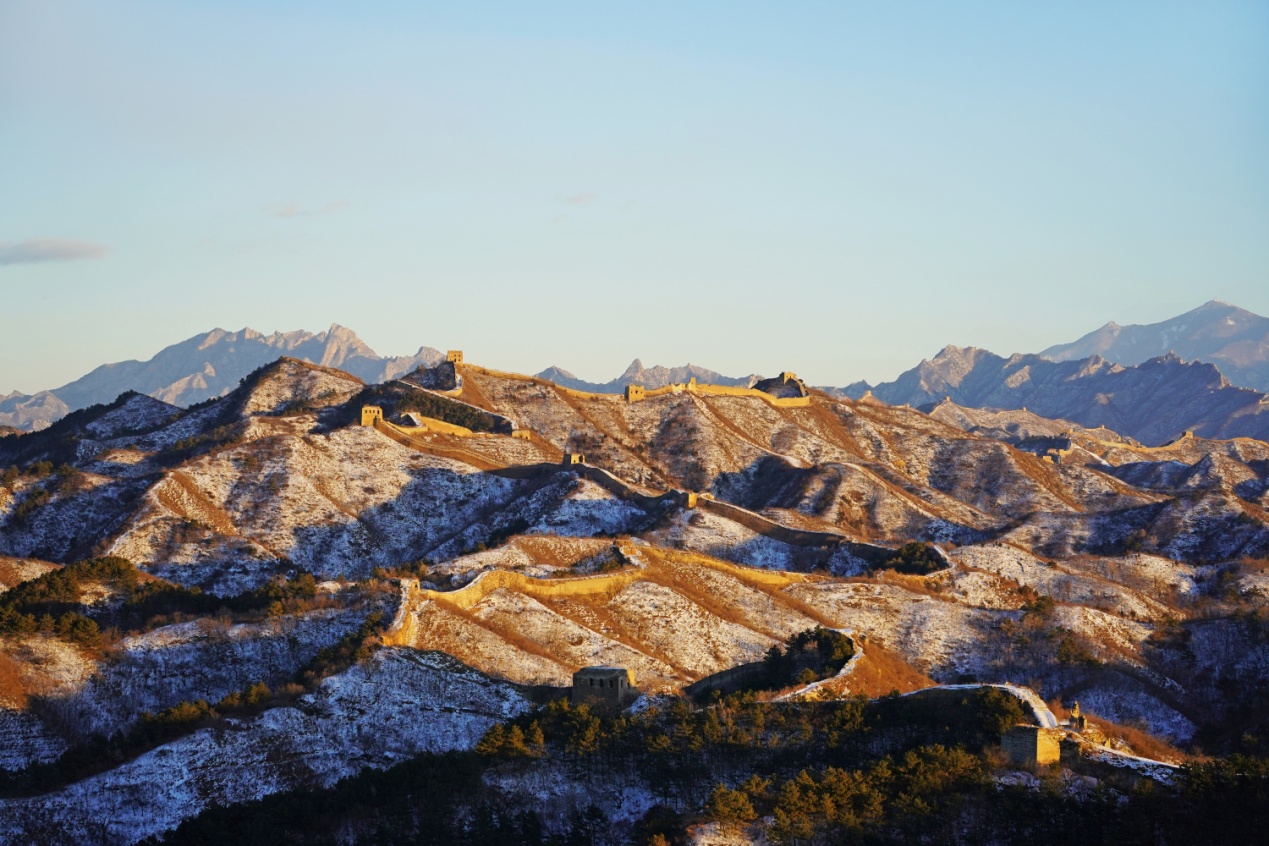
(823, 300), (1269, 445)
(5, 300), (1269, 444)
(0, 326), (441, 431)
(535, 359), (761, 394)
(833, 348), (1269, 445)
(1041, 299), (1269, 392)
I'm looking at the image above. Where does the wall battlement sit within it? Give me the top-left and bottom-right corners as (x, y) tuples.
(624, 379), (812, 408)
(405, 566), (645, 614)
(371, 418), (506, 471)
(385, 544), (807, 632)
(397, 413), (475, 437)
(454, 357), (814, 408)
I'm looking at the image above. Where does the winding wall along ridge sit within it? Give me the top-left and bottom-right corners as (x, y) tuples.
(461, 363), (811, 408)
(385, 544), (813, 648)
(372, 418), (507, 471)
(370, 415), (900, 560)
(368, 362), (908, 558)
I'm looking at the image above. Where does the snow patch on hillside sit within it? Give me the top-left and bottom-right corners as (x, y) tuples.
(0, 649), (529, 845)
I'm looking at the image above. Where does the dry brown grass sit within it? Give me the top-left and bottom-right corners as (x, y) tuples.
(1084, 714), (1194, 764)
(638, 569), (788, 642)
(540, 595), (686, 676)
(1046, 698), (1193, 763)
(157, 472), (237, 534)
(745, 578), (840, 629)
(653, 548), (840, 629)
(0, 648), (29, 708)
(449, 370), (499, 412)
(839, 639), (934, 698)
(425, 594), (577, 671)
(0, 557), (59, 591)
(375, 423), (507, 470)
(512, 536), (611, 568)
(849, 571), (947, 600)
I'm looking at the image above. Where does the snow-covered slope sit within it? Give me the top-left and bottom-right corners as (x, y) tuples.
(0, 353), (1266, 843)
(0, 650), (528, 844)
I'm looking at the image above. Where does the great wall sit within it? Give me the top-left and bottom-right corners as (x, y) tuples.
(359, 353), (898, 565)
(457, 357), (812, 409)
(362, 361), (1184, 782)
(386, 542), (809, 641)
(1035, 426), (1267, 465)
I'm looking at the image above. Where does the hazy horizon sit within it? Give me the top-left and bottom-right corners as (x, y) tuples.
(3, 2), (1267, 393)
(4, 297), (1266, 398)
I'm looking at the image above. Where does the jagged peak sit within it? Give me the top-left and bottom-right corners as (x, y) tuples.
(323, 323), (361, 340)
(930, 344), (997, 363)
(198, 328), (233, 349)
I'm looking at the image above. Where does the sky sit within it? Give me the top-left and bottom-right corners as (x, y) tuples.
(2, 0), (1267, 394)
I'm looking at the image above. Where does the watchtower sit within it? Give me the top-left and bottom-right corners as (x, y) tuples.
(624, 384), (646, 403)
(1001, 725), (1062, 766)
(571, 666), (638, 710)
(446, 350), (464, 364)
(1068, 701), (1087, 732)
(562, 453), (585, 465)
(360, 406), (383, 427)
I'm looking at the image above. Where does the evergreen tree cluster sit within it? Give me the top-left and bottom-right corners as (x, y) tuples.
(145, 687), (1269, 845)
(758, 627), (856, 691)
(882, 542), (945, 575)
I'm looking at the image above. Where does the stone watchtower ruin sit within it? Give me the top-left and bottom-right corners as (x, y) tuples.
(1001, 725), (1062, 766)
(571, 666), (638, 710)
(446, 350), (464, 364)
(360, 405), (383, 427)
(1068, 701), (1087, 732)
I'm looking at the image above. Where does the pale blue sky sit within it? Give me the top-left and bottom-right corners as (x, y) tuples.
(2, 1), (1267, 394)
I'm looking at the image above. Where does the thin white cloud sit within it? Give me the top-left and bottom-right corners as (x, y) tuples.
(559, 193), (597, 205)
(0, 238), (109, 266)
(269, 200), (350, 219)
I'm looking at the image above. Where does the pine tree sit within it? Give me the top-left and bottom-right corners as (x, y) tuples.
(706, 783), (756, 831)
(504, 725), (530, 757)
(475, 723), (506, 756)
(526, 720), (546, 756)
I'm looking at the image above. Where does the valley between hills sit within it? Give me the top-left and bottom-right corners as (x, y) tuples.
(0, 349), (1267, 844)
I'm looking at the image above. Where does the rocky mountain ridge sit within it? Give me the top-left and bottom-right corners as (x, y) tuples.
(0, 352), (1266, 841)
(0, 326), (441, 432)
(835, 347), (1269, 446)
(1042, 299), (1269, 391)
